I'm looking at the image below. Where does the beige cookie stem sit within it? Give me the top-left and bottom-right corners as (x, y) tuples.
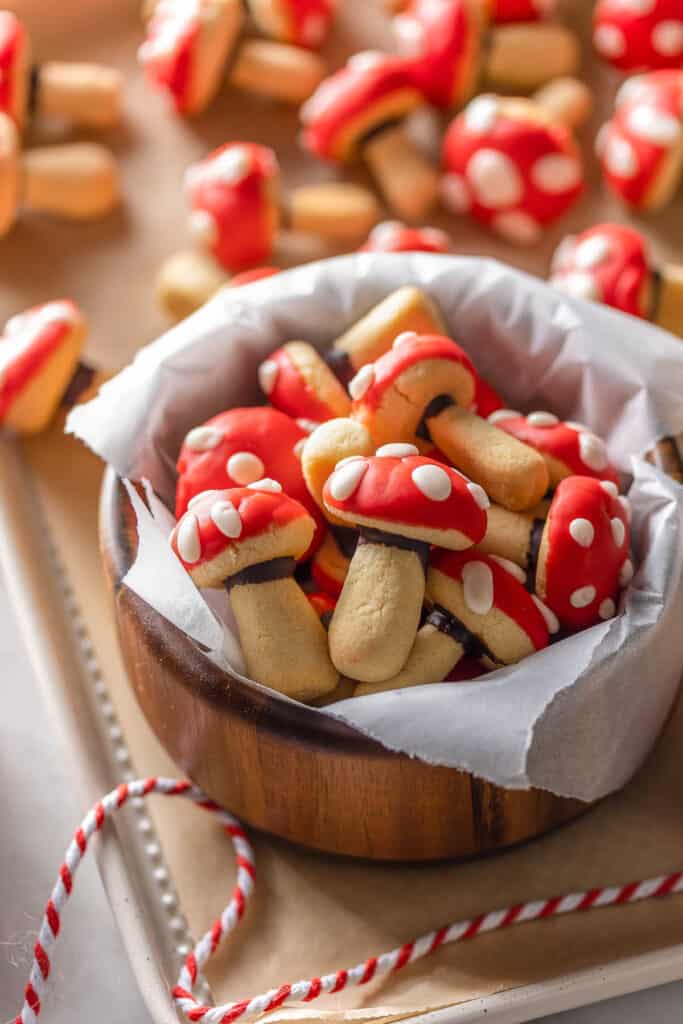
(21, 142), (120, 221)
(332, 286), (446, 373)
(532, 77), (593, 130)
(363, 125), (440, 222)
(484, 23), (579, 93)
(475, 503), (535, 565)
(655, 263), (683, 339)
(355, 622), (462, 696)
(285, 183), (381, 243)
(329, 540), (426, 683)
(426, 404), (549, 511)
(230, 576), (339, 701)
(36, 63), (122, 128)
(156, 249), (228, 321)
(229, 40), (326, 103)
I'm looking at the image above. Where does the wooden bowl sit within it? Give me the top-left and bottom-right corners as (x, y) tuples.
(100, 470), (593, 861)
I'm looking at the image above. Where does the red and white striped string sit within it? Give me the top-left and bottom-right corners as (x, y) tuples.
(13, 776), (683, 1024)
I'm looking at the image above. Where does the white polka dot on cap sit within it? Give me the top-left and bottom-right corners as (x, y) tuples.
(411, 464), (452, 501)
(531, 154), (582, 194)
(467, 149), (523, 208)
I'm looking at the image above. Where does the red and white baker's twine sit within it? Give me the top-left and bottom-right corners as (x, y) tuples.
(13, 776), (683, 1024)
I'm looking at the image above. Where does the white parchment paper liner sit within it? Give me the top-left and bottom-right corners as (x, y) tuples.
(68, 254), (683, 801)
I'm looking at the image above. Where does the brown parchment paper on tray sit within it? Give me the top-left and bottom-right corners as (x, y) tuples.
(5, 0), (683, 1018)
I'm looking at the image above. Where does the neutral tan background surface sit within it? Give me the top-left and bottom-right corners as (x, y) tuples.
(2, 0), (683, 1020)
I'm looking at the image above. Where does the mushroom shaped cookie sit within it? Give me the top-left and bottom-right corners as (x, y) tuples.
(259, 341), (351, 422)
(393, 0), (577, 107)
(139, 0), (325, 113)
(0, 10), (121, 130)
(300, 52), (440, 221)
(0, 114), (119, 237)
(171, 483), (338, 699)
(323, 446), (488, 681)
(246, 0), (335, 48)
(156, 254), (280, 322)
(355, 550), (549, 695)
(550, 223), (683, 337)
(300, 417), (374, 520)
(0, 300), (87, 435)
(598, 70), (683, 212)
(492, 0), (556, 22)
(350, 333), (549, 511)
(441, 83), (587, 244)
(471, 375), (504, 418)
(488, 409), (619, 489)
(359, 220), (452, 253)
(593, 0), (683, 72)
(186, 142), (379, 271)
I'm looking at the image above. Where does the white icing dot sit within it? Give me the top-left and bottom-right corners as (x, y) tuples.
(184, 426), (223, 451)
(411, 464), (452, 501)
(246, 478), (282, 493)
(652, 20), (683, 57)
(200, 145), (252, 185)
(531, 153), (582, 194)
(489, 554), (526, 584)
(569, 517), (595, 548)
(551, 234), (577, 272)
(464, 95), (500, 135)
(593, 23), (627, 58)
(258, 359), (279, 395)
(187, 489), (219, 509)
(488, 408), (520, 424)
(565, 421), (590, 432)
(227, 451), (265, 485)
(619, 558), (634, 586)
(527, 411), (559, 427)
(210, 500), (242, 539)
(176, 514), (201, 563)
(615, 0), (656, 12)
(462, 561), (494, 616)
(296, 417), (319, 434)
(599, 597), (616, 620)
(440, 173), (471, 214)
(492, 211), (542, 245)
(626, 105), (681, 146)
(467, 481), (490, 510)
(189, 209), (218, 247)
(570, 585), (597, 609)
(619, 495), (632, 522)
(328, 459), (368, 501)
(376, 443), (419, 458)
(467, 149), (523, 208)
(532, 595), (560, 635)
(605, 134), (638, 178)
(579, 433), (609, 471)
(392, 14), (425, 55)
(348, 50), (386, 71)
(293, 438), (306, 457)
(556, 272), (601, 302)
(393, 330), (419, 349)
(574, 235), (612, 269)
(611, 516), (626, 547)
(368, 220), (404, 248)
(420, 228), (451, 251)
(600, 480), (619, 497)
(615, 74), (648, 109)
(348, 363), (375, 401)
(335, 455), (365, 470)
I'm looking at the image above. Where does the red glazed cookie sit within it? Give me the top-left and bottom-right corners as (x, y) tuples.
(0, 11), (28, 129)
(492, 0), (555, 22)
(597, 70), (683, 211)
(471, 375), (504, 417)
(360, 220), (452, 253)
(247, 0), (335, 48)
(593, 0), (683, 71)
(550, 223), (652, 319)
(537, 476), (632, 631)
(488, 409), (619, 488)
(258, 341), (351, 422)
(185, 142), (280, 271)
(442, 92), (584, 244)
(310, 529), (353, 596)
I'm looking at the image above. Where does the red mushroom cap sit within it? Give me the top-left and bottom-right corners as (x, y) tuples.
(492, 0), (556, 23)
(139, 0), (201, 111)
(593, 0), (683, 71)
(550, 223), (652, 319)
(185, 142), (280, 271)
(322, 446), (489, 549)
(299, 51), (423, 163)
(171, 482), (314, 578)
(0, 300), (85, 422)
(471, 375), (504, 418)
(307, 588), (337, 621)
(0, 11), (28, 128)
(258, 342), (351, 423)
(538, 475), (631, 631)
(392, 0), (482, 109)
(598, 70), (683, 210)
(442, 93), (584, 244)
(430, 548), (550, 652)
(310, 529), (351, 596)
(227, 266), (280, 288)
(360, 219), (452, 253)
(249, 0), (335, 48)
(488, 410), (620, 487)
